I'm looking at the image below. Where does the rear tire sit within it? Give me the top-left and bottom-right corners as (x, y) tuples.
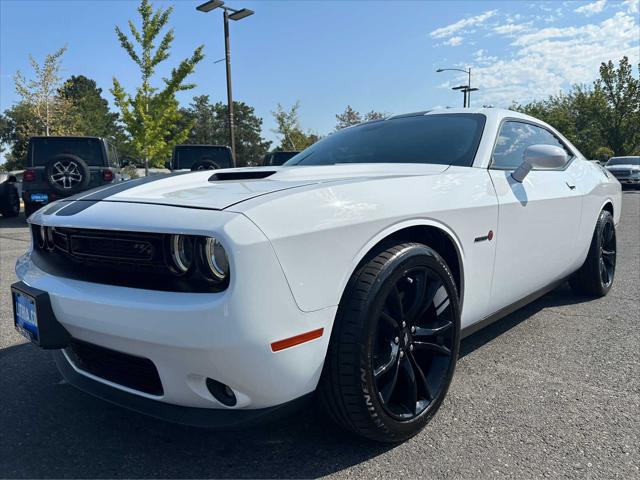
(0, 184), (20, 217)
(318, 242), (460, 443)
(569, 209), (616, 297)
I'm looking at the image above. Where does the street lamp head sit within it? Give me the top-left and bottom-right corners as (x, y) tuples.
(196, 0), (224, 12)
(228, 8), (254, 20)
(436, 68), (444, 72)
(452, 85), (467, 90)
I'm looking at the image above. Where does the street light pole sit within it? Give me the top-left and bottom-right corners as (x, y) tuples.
(436, 67), (479, 108)
(223, 9), (235, 165)
(197, 1), (254, 167)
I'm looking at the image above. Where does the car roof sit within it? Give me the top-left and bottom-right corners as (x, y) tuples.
(30, 136), (105, 140)
(357, 108), (545, 128)
(174, 144), (230, 149)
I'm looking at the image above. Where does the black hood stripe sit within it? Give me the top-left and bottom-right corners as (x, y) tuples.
(50, 174), (181, 217)
(62, 174), (176, 202)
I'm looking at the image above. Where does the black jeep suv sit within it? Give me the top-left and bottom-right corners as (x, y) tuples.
(169, 145), (234, 171)
(22, 136), (122, 217)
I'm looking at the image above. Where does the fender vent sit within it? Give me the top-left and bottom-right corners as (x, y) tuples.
(209, 171), (275, 181)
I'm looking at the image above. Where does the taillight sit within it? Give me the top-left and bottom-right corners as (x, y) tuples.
(103, 169), (114, 182)
(23, 170), (36, 182)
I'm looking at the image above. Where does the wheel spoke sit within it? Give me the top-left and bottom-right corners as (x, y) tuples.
(389, 285), (404, 319)
(414, 321), (453, 338)
(600, 259), (609, 284)
(400, 356), (418, 414)
(413, 341), (451, 356)
(408, 351), (433, 401)
(379, 356), (401, 404)
(374, 343), (399, 378)
(404, 271), (427, 322)
(380, 311), (400, 330)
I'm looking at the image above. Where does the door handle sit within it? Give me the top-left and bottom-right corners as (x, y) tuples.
(566, 182), (576, 190)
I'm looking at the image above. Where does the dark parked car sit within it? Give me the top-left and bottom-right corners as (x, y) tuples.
(170, 145), (234, 171)
(0, 172), (20, 218)
(261, 151), (299, 166)
(22, 136), (123, 217)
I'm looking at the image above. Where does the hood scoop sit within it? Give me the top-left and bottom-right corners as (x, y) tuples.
(209, 171), (276, 181)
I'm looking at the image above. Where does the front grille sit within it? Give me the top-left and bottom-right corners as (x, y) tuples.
(31, 226), (224, 292)
(65, 339), (163, 396)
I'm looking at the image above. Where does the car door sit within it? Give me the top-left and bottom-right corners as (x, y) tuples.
(488, 120), (582, 312)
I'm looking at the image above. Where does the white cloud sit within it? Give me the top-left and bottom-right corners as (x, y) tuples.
(574, 0), (607, 16)
(470, 11), (639, 107)
(443, 36), (463, 46)
(623, 0), (639, 13)
(493, 23), (530, 35)
(430, 9), (497, 39)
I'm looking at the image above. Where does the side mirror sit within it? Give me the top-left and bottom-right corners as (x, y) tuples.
(511, 144), (568, 182)
(121, 158), (130, 167)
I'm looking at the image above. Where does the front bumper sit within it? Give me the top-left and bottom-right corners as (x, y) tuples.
(17, 204), (336, 413)
(53, 350), (312, 428)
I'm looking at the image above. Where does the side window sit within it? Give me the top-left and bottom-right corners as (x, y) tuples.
(107, 143), (119, 167)
(491, 121), (571, 170)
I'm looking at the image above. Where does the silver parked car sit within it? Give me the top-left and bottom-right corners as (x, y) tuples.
(605, 156), (640, 186)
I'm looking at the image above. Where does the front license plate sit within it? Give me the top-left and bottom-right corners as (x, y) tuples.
(30, 193), (48, 203)
(13, 290), (39, 343)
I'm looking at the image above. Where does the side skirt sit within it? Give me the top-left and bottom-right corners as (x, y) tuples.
(461, 277), (568, 339)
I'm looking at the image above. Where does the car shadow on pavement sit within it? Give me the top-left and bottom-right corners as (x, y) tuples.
(0, 283), (594, 479)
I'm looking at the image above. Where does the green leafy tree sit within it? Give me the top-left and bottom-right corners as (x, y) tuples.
(272, 101), (319, 151)
(595, 57), (640, 155)
(184, 95), (271, 166)
(14, 46), (79, 137)
(514, 56), (639, 158)
(335, 105), (386, 130)
(595, 146), (614, 162)
(111, 0), (204, 168)
(59, 75), (122, 140)
(0, 103), (38, 171)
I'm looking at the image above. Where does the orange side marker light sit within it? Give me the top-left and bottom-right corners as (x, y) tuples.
(271, 328), (324, 352)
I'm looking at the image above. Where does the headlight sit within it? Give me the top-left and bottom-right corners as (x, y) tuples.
(201, 237), (229, 282)
(169, 234), (194, 274)
(34, 225), (46, 249)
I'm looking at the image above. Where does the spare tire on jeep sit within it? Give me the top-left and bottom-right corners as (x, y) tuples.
(45, 154), (91, 195)
(191, 160), (221, 171)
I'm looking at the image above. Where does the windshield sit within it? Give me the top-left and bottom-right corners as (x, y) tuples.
(606, 157), (640, 166)
(173, 146), (232, 169)
(31, 138), (104, 166)
(285, 113), (485, 167)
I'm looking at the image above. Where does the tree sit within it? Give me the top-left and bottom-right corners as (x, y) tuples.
(335, 105), (386, 130)
(595, 57), (640, 155)
(14, 46), (78, 137)
(59, 75), (121, 141)
(335, 105), (361, 130)
(0, 103), (38, 171)
(272, 102), (319, 151)
(184, 95), (271, 166)
(514, 56), (639, 158)
(111, 0), (204, 168)
(595, 146), (614, 162)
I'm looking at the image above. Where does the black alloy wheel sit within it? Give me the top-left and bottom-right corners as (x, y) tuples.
(570, 209), (616, 297)
(373, 265), (455, 419)
(318, 242), (460, 442)
(599, 219), (616, 288)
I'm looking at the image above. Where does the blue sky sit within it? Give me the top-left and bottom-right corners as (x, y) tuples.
(1, 0), (638, 148)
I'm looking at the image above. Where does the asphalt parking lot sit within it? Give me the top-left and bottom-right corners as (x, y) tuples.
(0, 191), (638, 479)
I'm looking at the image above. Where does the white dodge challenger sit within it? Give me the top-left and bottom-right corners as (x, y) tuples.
(12, 108), (621, 442)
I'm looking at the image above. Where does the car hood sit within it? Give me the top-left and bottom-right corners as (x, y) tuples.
(59, 164), (450, 210)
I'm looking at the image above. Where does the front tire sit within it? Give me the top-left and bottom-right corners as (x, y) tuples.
(318, 243), (460, 443)
(570, 209), (616, 297)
